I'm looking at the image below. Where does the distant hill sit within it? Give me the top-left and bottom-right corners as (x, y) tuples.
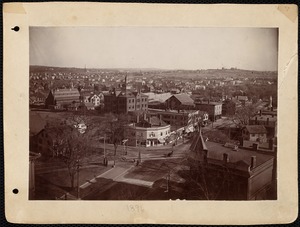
(30, 65), (277, 79)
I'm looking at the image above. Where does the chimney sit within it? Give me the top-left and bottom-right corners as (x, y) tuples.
(223, 153), (229, 164)
(255, 117), (258, 124)
(136, 115), (140, 123)
(143, 113), (147, 120)
(159, 114), (162, 126)
(250, 156), (257, 169)
(267, 118), (269, 125)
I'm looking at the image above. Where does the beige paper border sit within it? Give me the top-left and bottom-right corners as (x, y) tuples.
(3, 3), (298, 224)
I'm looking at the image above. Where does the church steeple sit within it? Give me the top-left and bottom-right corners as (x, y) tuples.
(189, 127), (208, 162)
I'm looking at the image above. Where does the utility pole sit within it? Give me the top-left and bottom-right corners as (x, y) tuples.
(76, 158), (80, 199)
(103, 134), (107, 166)
(164, 169), (171, 198)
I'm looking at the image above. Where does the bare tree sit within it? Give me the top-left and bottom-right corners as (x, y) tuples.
(50, 114), (96, 189)
(231, 104), (257, 126)
(102, 113), (130, 166)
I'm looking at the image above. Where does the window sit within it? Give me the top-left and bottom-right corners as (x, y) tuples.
(161, 132), (163, 136)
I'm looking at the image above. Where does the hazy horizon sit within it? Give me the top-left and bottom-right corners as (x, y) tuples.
(30, 27), (278, 71)
(30, 64), (277, 73)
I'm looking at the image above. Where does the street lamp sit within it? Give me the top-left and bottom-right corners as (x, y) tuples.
(136, 134), (142, 166)
(122, 139), (128, 155)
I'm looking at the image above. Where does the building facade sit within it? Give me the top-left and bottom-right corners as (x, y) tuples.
(195, 100), (222, 121)
(165, 94), (195, 110)
(125, 116), (171, 147)
(188, 130), (275, 200)
(249, 113), (277, 138)
(45, 88), (81, 110)
(242, 125), (268, 143)
(104, 89), (148, 114)
(147, 109), (207, 129)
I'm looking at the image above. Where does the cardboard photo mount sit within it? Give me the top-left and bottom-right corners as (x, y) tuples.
(3, 3), (298, 224)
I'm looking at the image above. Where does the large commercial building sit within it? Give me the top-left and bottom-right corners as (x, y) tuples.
(195, 100), (222, 121)
(45, 88), (81, 109)
(147, 109), (208, 130)
(165, 93), (195, 110)
(125, 115), (171, 147)
(104, 89), (148, 114)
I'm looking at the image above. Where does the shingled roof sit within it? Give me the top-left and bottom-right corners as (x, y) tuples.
(173, 94), (194, 106)
(189, 129), (208, 155)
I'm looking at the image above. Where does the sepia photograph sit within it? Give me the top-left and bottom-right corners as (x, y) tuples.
(29, 27), (278, 201)
(4, 3), (297, 224)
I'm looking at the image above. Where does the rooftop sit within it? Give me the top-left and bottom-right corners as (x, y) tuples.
(189, 131), (273, 172)
(171, 94), (194, 106)
(244, 125), (268, 134)
(251, 115), (277, 122)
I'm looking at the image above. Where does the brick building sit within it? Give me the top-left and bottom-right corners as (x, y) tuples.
(195, 100), (222, 121)
(104, 89), (148, 114)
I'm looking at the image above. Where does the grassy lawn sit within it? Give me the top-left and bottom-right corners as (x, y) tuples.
(124, 158), (183, 182)
(37, 166), (110, 191)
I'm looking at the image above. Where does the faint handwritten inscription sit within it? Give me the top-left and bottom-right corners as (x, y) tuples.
(127, 204), (144, 214)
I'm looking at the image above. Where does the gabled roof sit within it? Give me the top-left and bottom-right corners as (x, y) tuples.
(190, 129), (208, 153)
(244, 125), (267, 134)
(171, 93), (194, 106)
(30, 112), (47, 136)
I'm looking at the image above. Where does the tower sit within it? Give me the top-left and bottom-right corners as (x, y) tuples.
(269, 96), (273, 109)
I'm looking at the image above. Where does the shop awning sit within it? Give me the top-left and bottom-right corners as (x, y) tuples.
(158, 138), (165, 144)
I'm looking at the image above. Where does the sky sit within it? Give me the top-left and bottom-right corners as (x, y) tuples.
(30, 27), (278, 71)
